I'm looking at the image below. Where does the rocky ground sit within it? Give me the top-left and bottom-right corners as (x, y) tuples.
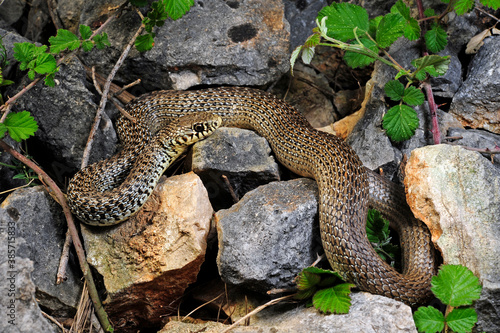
(0, 0), (499, 332)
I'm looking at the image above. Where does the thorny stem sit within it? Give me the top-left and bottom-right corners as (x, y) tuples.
(0, 140), (114, 332)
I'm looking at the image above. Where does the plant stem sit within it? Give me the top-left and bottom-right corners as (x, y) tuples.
(423, 82), (441, 144)
(0, 140), (114, 332)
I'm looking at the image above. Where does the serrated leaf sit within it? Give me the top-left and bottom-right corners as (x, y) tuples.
(82, 40), (94, 52)
(454, 0), (475, 15)
(290, 45), (302, 76)
(446, 308), (478, 333)
(302, 266), (343, 278)
(391, 0), (411, 20)
(301, 46), (315, 64)
(135, 33), (155, 52)
(424, 8), (436, 17)
(431, 265), (482, 307)
(165, 0), (194, 20)
(33, 52), (57, 75)
(0, 123), (7, 138)
(376, 13), (405, 48)
(4, 111), (39, 142)
(49, 29), (80, 53)
(412, 55), (450, 79)
(395, 69), (407, 80)
(425, 24), (448, 53)
(312, 283), (354, 314)
(297, 270), (321, 290)
(304, 33), (320, 48)
(403, 86), (425, 106)
(384, 80), (405, 101)
(79, 24), (92, 40)
(366, 209), (389, 243)
(369, 16), (383, 37)
(404, 18), (421, 40)
(44, 70), (58, 87)
(317, 3), (369, 41)
(480, 0), (500, 10)
(383, 104), (419, 142)
(343, 36), (378, 68)
(13, 42), (34, 64)
(93, 33), (111, 50)
(414, 306), (445, 333)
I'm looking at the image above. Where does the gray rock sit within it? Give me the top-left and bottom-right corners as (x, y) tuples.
(284, 0), (328, 50)
(189, 127), (280, 210)
(450, 36), (500, 134)
(0, 186), (83, 317)
(10, 57), (118, 179)
(447, 127), (500, 166)
(0, 28), (33, 78)
(0, 138), (25, 193)
(216, 178), (321, 292)
(404, 145), (500, 333)
(79, 0), (290, 90)
(0, 0), (26, 26)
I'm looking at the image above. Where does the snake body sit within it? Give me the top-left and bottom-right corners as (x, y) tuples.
(67, 87), (436, 305)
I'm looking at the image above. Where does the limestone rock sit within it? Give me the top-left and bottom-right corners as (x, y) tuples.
(404, 144), (500, 332)
(0, 186), (83, 317)
(81, 172), (213, 332)
(450, 36), (500, 134)
(447, 127), (500, 166)
(189, 128), (280, 210)
(216, 178), (321, 293)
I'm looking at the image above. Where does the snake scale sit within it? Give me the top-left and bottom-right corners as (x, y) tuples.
(67, 86), (436, 305)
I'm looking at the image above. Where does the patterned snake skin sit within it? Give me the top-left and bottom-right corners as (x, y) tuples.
(67, 87), (436, 305)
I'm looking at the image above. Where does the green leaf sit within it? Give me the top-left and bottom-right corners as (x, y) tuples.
(403, 86), (425, 106)
(49, 29), (80, 53)
(414, 306), (446, 333)
(424, 8), (436, 17)
(44, 70), (58, 87)
(366, 209), (389, 243)
(82, 40), (94, 52)
(0, 122), (7, 138)
(412, 55), (450, 79)
(368, 16), (383, 37)
(13, 42), (34, 68)
(383, 104), (419, 142)
(391, 0), (411, 20)
(480, 0), (500, 10)
(384, 80), (405, 101)
(343, 36), (378, 68)
(290, 45), (302, 76)
(312, 283), (355, 314)
(33, 52), (57, 75)
(376, 13), (405, 48)
(297, 270), (321, 291)
(446, 308), (478, 333)
(404, 18), (421, 40)
(425, 24), (448, 53)
(431, 265), (482, 307)
(4, 111), (39, 142)
(79, 24), (92, 40)
(135, 33), (155, 52)
(304, 33), (320, 48)
(453, 0), (475, 15)
(165, 0), (194, 20)
(317, 3), (369, 41)
(129, 0), (148, 6)
(302, 266), (343, 279)
(93, 33), (111, 50)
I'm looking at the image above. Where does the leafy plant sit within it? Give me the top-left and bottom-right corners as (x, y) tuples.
(13, 25), (110, 87)
(366, 209), (399, 267)
(0, 155), (39, 185)
(291, 0), (499, 142)
(414, 265), (482, 333)
(0, 111), (38, 142)
(131, 0), (194, 52)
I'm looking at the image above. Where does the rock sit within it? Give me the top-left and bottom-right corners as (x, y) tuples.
(81, 172), (213, 332)
(77, 0), (290, 90)
(404, 144), (500, 332)
(216, 178), (321, 293)
(0, 27), (32, 80)
(0, 0), (26, 26)
(334, 87), (365, 119)
(283, 0), (328, 50)
(0, 186), (83, 317)
(447, 127), (500, 166)
(10, 57), (118, 178)
(449, 36), (500, 134)
(24, 0), (51, 43)
(0, 138), (25, 193)
(188, 128), (280, 210)
(160, 292), (417, 333)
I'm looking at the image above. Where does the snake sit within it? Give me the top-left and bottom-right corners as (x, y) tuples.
(67, 86), (436, 305)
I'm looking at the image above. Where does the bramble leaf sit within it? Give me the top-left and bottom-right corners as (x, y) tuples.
(383, 104), (419, 142)
(404, 18), (421, 40)
(297, 270), (321, 291)
(414, 306), (445, 333)
(33, 52), (57, 75)
(446, 308), (478, 333)
(290, 45), (302, 75)
(343, 36), (378, 68)
(317, 3), (369, 41)
(403, 86), (425, 106)
(454, 0), (475, 15)
(165, 0), (194, 20)
(135, 33), (155, 52)
(366, 209), (389, 244)
(431, 265), (482, 307)
(93, 33), (111, 50)
(0, 123), (7, 138)
(301, 46), (315, 65)
(376, 13), (405, 48)
(13, 42), (35, 69)
(480, 0), (500, 10)
(79, 24), (92, 40)
(384, 80), (405, 101)
(312, 283), (355, 314)
(425, 24), (448, 53)
(82, 40), (94, 52)
(49, 29), (80, 53)
(424, 8), (436, 17)
(412, 55), (450, 79)
(4, 111), (39, 142)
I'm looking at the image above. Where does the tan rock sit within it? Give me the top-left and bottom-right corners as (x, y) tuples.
(81, 172), (213, 331)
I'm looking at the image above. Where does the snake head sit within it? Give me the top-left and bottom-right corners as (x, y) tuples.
(162, 112), (222, 149)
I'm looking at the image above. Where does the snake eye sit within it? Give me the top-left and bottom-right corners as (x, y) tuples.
(193, 123), (205, 132)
